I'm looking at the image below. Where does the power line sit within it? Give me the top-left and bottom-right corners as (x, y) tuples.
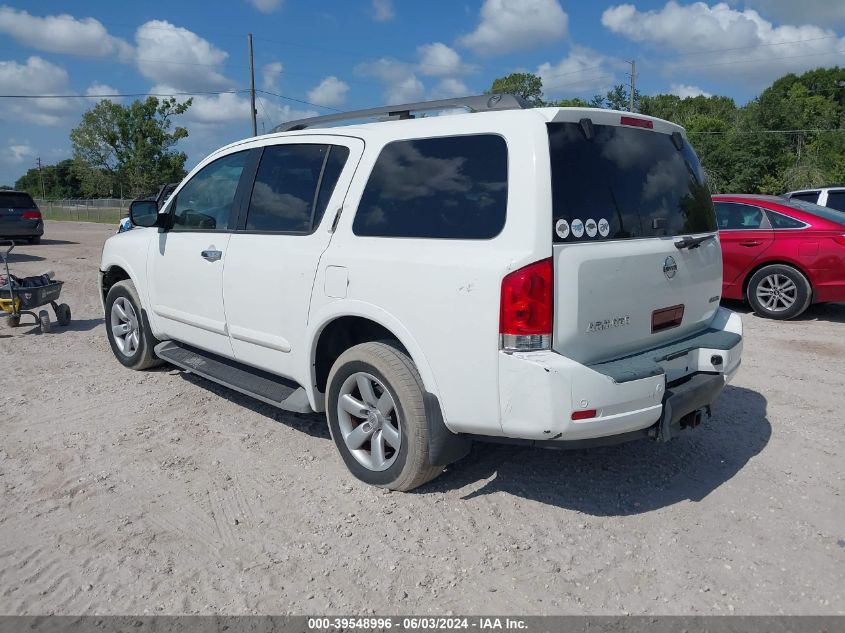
(666, 49), (845, 71)
(693, 128), (845, 135)
(0, 89), (248, 99)
(256, 89), (342, 112)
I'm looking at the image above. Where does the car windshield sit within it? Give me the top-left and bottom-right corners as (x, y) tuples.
(780, 198), (845, 226)
(0, 192), (36, 208)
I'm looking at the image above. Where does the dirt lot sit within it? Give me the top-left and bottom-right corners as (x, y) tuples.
(0, 221), (843, 616)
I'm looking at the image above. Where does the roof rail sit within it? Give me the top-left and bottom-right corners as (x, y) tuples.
(271, 93), (530, 133)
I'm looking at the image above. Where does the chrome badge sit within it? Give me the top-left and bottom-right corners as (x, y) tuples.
(586, 315), (631, 333)
(663, 256), (678, 279)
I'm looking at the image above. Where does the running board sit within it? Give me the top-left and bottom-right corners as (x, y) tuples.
(154, 341), (313, 413)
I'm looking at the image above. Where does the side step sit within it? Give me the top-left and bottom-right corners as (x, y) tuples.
(154, 341), (313, 413)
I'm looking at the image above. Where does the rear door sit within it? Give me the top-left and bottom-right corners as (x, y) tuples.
(547, 117), (722, 364)
(715, 201), (774, 287)
(223, 137), (363, 382)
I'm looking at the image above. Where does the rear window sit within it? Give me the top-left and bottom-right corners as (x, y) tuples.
(787, 191), (819, 204)
(780, 198), (845, 226)
(352, 134), (508, 239)
(0, 192), (36, 208)
(548, 122), (716, 242)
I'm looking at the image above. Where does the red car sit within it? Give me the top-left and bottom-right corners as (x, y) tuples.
(712, 194), (845, 319)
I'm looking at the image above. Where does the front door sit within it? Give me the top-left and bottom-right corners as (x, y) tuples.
(223, 137), (363, 384)
(147, 150), (249, 356)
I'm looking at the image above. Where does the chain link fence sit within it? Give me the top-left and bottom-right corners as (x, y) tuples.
(35, 198), (130, 225)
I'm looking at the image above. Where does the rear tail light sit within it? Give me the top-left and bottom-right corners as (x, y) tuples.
(499, 257), (553, 352)
(22, 210), (41, 220)
(833, 235), (845, 246)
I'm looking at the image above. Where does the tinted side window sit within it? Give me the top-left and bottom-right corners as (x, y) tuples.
(714, 202), (766, 230)
(767, 210), (806, 229)
(353, 135), (508, 239)
(246, 144), (349, 233)
(789, 192), (819, 204)
(826, 191), (845, 212)
(172, 151), (247, 231)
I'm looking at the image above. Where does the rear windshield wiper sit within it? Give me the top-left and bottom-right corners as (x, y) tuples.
(674, 234), (715, 250)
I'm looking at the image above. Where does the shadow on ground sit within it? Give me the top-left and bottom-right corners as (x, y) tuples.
(3, 252), (45, 264)
(722, 299), (845, 324)
(421, 385), (770, 515)
(37, 239), (79, 246)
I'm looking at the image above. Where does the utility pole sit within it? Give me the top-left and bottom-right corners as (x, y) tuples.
(36, 157), (45, 199)
(627, 59), (636, 112)
(248, 33), (257, 137)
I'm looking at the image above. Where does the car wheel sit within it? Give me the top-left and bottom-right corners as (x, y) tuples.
(326, 341), (444, 491)
(747, 264), (812, 320)
(105, 280), (163, 370)
(28, 236), (40, 245)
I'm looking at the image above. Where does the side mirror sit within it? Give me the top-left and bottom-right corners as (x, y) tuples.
(129, 200), (161, 227)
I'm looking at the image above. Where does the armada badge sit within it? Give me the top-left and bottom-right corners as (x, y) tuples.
(586, 315), (631, 333)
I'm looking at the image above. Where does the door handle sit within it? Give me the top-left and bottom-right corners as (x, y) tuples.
(739, 240), (762, 247)
(201, 249), (222, 261)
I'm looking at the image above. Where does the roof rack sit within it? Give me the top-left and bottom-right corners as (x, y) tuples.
(271, 93), (530, 133)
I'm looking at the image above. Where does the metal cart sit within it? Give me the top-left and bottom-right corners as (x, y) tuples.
(0, 240), (70, 333)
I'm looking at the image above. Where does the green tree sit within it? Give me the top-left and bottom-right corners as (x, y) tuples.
(70, 96), (192, 197)
(14, 159), (84, 198)
(488, 72), (545, 106)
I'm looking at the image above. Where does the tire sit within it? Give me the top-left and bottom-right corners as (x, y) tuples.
(38, 310), (50, 333)
(104, 280), (163, 370)
(56, 303), (71, 326)
(747, 264), (812, 320)
(326, 341), (444, 491)
(28, 236), (41, 245)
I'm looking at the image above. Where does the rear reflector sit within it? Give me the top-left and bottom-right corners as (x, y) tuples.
(22, 210), (41, 220)
(571, 409), (597, 421)
(652, 304), (685, 333)
(620, 116), (653, 130)
(500, 257), (553, 352)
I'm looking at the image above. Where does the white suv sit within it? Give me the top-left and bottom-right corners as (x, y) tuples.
(783, 186), (845, 212)
(99, 95), (743, 491)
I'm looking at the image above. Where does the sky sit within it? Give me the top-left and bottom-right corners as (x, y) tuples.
(1, 0), (844, 187)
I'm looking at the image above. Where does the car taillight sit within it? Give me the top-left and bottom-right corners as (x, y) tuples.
(22, 210), (41, 220)
(499, 257), (553, 352)
(833, 235), (845, 246)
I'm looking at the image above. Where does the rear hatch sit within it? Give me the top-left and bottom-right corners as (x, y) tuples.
(0, 191), (40, 231)
(548, 112), (721, 365)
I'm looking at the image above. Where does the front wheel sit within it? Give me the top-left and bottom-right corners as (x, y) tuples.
(105, 280), (162, 370)
(326, 341), (443, 491)
(747, 264), (812, 320)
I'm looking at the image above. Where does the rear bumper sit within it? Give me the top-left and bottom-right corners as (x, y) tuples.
(493, 307), (742, 442)
(0, 221), (43, 237)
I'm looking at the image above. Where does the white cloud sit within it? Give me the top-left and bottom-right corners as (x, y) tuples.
(537, 45), (619, 97)
(460, 0), (568, 56)
(262, 61), (283, 92)
(602, 2), (845, 83)
(307, 76), (349, 107)
(356, 58), (425, 104)
(372, 0), (394, 22)
(429, 78), (470, 99)
(726, 0), (845, 27)
(0, 7), (133, 61)
(85, 82), (121, 103)
(135, 20), (233, 91)
(386, 76), (426, 103)
(246, 0), (283, 13)
(0, 56), (80, 126)
(669, 83), (712, 98)
(8, 142), (35, 164)
(416, 42), (475, 76)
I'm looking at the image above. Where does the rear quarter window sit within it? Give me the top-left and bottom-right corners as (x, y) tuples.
(352, 134), (508, 239)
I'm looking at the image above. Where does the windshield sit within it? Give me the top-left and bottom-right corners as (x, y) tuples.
(0, 192), (36, 208)
(780, 197), (845, 226)
(548, 122), (716, 242)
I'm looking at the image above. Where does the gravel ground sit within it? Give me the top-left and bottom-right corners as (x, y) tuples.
(0, 222), (843, 616)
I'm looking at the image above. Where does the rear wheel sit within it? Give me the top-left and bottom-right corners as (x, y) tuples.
(326, 341), (443, 491)
(105, 280), (162, 370)
(747, 264), (812, 320)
